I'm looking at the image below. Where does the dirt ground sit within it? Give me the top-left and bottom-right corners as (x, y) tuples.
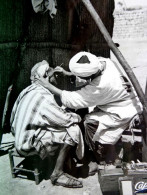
(0, 133), (103, 195)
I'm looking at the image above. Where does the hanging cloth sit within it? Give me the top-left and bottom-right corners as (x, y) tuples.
(31, 0), (57, 18)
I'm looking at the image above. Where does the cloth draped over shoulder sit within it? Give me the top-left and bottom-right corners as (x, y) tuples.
(31, 0), (57, 18)
(61, 58), (143, 144)
(10, 83), (84, 159)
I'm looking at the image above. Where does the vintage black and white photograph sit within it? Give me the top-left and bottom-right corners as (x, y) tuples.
(0, 0), (147, 194)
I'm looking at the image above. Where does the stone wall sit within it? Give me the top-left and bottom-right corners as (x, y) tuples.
(113, 8), (147, 40)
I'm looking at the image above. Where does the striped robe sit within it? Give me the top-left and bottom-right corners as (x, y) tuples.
(10, 83), (84, 159)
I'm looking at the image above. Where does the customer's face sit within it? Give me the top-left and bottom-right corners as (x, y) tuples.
(47, 67), (57, 85)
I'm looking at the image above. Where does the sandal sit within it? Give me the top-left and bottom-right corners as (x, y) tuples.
(50, 172), (83, 188)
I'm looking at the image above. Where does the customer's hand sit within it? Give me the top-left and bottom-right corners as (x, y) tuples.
(70, 112), (81, 123)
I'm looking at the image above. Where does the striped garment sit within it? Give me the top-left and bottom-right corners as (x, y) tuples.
(10, 83), (84, 159)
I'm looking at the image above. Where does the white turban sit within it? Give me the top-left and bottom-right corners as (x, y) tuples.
(69, 52), (103, 77)
(30, 60), (49, 82)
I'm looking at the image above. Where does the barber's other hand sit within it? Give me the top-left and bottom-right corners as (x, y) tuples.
(35, 75), (49, 88)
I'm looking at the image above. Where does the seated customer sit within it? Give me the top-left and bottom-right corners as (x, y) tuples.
(10, 60), (84, 188)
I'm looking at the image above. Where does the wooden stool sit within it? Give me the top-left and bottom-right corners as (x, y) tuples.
(9, 148), (42, 185)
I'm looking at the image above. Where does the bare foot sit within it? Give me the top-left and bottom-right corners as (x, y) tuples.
(88, 161), (98, 176)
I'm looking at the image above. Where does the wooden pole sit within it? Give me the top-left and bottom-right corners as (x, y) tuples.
(81, 0), (147, 159)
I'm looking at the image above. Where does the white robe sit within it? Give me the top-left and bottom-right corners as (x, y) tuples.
(61, 58), (142, 144)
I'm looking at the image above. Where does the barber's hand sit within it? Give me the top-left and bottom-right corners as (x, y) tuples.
(54, 66), (64, 73)
(34, 75), (49, 88)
